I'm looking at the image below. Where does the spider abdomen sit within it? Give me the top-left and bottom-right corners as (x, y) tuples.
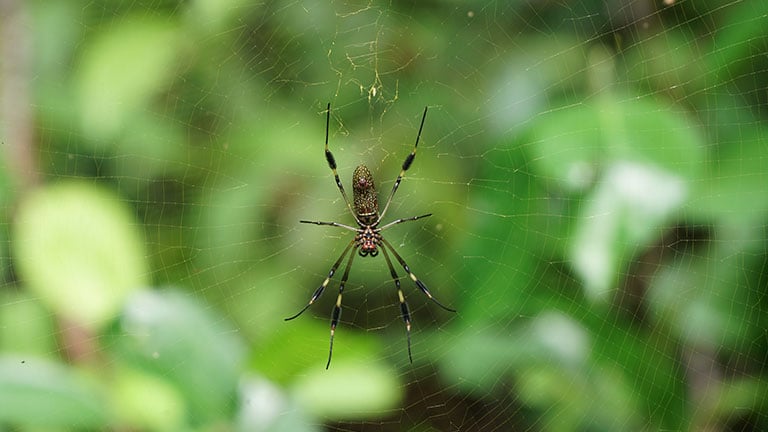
(352, 165), (379, 224)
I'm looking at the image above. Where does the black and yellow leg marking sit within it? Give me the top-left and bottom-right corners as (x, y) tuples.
(326, 245), (357, 369)
(378, 106), (429, 222)
(378, 213), (432, 232)
(380, 237), (456, 313)
(323, 103), (360, 224)
(380, 245), (413, 363)
(285, 239), (356, 321)
(299, 219), (359, 232)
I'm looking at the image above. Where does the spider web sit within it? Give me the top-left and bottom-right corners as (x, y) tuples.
(1, 0), (767, 431)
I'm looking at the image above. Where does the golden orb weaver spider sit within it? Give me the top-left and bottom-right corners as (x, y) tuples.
(286, 103), (456, 369)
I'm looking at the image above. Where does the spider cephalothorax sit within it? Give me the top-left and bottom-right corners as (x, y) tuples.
(356, 225), (381, 257)
(285, 103), (456, 369)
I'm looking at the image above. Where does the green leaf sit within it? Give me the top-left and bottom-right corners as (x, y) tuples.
(110, 289), (246, 426)
(706, 3), (768, 85)
(0, 356), (108, 428)
(188, 0), (258, 33)
(290, 361), (401, 419)
(455, 142), (558, 324)
(649, 241), (766, 350)
(236, 375), (321, 432)
(571, 161), (687, 300)
(110, 364), (186, 431)
(77, 17), (181, 141)
(0, 292), (56, 356)
(442, 312), (590, 396)
(442, 313), (650, 431)
(13, 182), (148, 330)
(705, 377), (768, 427)
(591, 317), (686, 431)
(624, 29), (706, 98)
(690, 128), (768, 226)
(526, 98), (704, 300)
(0, 145), (13, 281)
(253, 318), (382, 383)
(528, 97), (704, 191)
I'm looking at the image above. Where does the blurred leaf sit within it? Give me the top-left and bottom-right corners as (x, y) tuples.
(110, 364), (186, 431)
(442, 312), (588, 394)
(114, 114), (188, 177)
(0, 356), (108, 428)
(527, 104), (602, 192)
(77, 16), (181, 142)
(516, 364), (644, 432)
(443, 313), (647, 431)
(571, 161), (687, 300)
(706, 2), (768, 85)
(237, 375), (320, 432)
(526, 98), (704, 300)
(590, 316), (686, 431)
(188, 0), (260, 34)
(690, 128), (768, 226)
(194, 107), (318, 281)
(487, 36), (588, 138)
(442, 328), (522, 394)
(0, 292), (56, 356)
(528, 97), (704, 191)
(290, 361), (401, 419)
(255, 317), (383, 383)
(110, 289), (246, 426)
(649, 240), (767, 350)
(703, 377), (768, 429)
(13, 182), (148, 330)
(0, 186), (12, 281)
(31, 2), (83, 135)
(31, 2), (81, 79)
(455, 141), (559, 324)
(624, 29), (706, 99)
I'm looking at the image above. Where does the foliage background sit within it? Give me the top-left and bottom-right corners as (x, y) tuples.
(1, 0), (767, 431)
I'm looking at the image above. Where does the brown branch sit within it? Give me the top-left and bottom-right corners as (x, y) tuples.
(0, 0), (38, 191)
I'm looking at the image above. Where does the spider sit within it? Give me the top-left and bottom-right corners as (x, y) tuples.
(286, 103), (456, 369)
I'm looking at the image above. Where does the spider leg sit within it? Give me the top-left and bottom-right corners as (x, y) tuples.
(299, 220), (359, 232)
(380, 237), (456, 313)
(323, 103), (362, 225)
(377, 213), (432, 232)
(326, 244), (358, 369)
(377, 106), (428, 223)
(380, 245), (413, 363)
(285, 239), (356, 321)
